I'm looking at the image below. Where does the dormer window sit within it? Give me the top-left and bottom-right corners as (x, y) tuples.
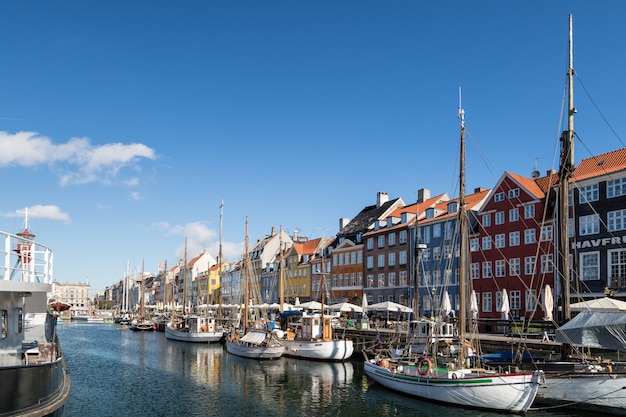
(447, 202), (458, 213)
(426, 208), (435, 219)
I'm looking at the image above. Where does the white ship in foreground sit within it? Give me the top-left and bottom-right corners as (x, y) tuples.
(0, 212), (71, 416)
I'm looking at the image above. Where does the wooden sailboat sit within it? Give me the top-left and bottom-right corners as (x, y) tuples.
(130, 259), (155, 331)
(363, 93), (543, 413)
(226, 217), (285, 359)
(165, 236), (223, 343)
(281, 236), (354, 361)
(528, 15), (626, 414)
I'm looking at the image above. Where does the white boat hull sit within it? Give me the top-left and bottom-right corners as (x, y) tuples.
(225, 339), (284, 359)
(165, 325), (223, 343)
(364, 359), (542, 413)
(537, 372), (626, 414)
(282, 339), (354, 361)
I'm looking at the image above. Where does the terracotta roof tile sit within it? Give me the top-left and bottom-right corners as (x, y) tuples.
(573, 147), (626, 181)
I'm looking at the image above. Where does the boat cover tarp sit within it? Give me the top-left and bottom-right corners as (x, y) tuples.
(569, 297), (626, 312)
(241, 331), (267, 345)
(555, 310), (626, 353)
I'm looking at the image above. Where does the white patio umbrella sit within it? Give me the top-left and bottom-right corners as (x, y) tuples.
(329, 302), (363, 313)
(441, 290), (454, 317)
(500, 289), (510, 320)
(470, 290), (479, 320)
(543, 285), (554, 321)
(299, 300), (323, 310)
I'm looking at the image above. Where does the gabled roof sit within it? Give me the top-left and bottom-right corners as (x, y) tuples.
(418, 188), (490, 225)
(337, 197), (403, 238)
(188, 253), (203, 266)
(507, 172), (545, 200)
(573, 147), (626, 182)
(392, 193), (449, 219)
(534, 171), (560, 193)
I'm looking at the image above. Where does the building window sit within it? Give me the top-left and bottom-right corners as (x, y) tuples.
(525, 290), (537, 311)
(399, 271), (407, 286)
(578, 183), (599, 203)
(524, 229), (536, 244)
(433, 223), (441, 238)
(433, 247), (441, 260)
(367, 275), (374, 288)
(494, 192), (505, 202)
(366, 256), (374, 269)
(495, 211), (504, 225)
(540, 225), (553, 242)
(580, 252), (599, 281)
(509, 231), (520, 246)
(388, 232), (396, 246)
(579, 214), (600, 236)
(495, 233), (505, 248)
(399, 250), (407, 265)
(482, 261), (493, 278)
(378, 235), (385, 248)
(377, 254), (385, 267)
(524, 256), (536, 275)
(367, 238), (374, 250)
(509, 290), (522, 310)
(482, 236), (492, 250)
(607, 177), (626, 198)
(471, 263), (480, 279)
(495, 260), (506, 277)
(524, 204), (535, 219)
(388, 272), (396, 287)
(608, 209), (626, 232)
(482, 292), (492, 312)
(377, 273), (385, 287)
(470, 238), (479, 252)
(399, 230), (407, 243)
(509, 258), (520, 276)
(509, 208), (519, 222)
(609, 248), (626, 287)
(508, 188), (520, 198)
(388, 252), (396, 266)
(482, 214), (491, 227)
(541, 254), (554, 273)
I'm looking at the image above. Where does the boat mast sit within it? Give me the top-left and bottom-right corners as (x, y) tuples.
(279, 227), (284, 311)
(183, 236), (188, 314)
(244, 217), (250, 330)
(458, 88), (467, 365)
(558, 14), (575, 322)
(218, 200), (224, 318)
(140, 259), (145, 319)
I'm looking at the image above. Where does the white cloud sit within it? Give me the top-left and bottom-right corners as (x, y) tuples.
(2, 205), (70, 223)
(130, 191), (141, 201)
(0, 131), (156, 185)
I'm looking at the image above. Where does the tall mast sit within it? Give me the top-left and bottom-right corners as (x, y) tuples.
(140, 259), (145, 318)
(279, 227), (284, 311)
(218, 200), (224, 317)
(244, 217), (250, 330)
(458, 88), (467, 365)
(183, 236), (188, 314)
(558, 14), (575, 322)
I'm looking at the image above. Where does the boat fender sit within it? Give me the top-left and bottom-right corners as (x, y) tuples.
(451, 372), (458, 379)
(200, 325), (207, 332)
(418, 358), (432, 375)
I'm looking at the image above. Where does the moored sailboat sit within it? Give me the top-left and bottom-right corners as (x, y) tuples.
(226, 218), (285, 359)
(527, 15), (626, 414)
(165, 236), (223, 343)
(281, 237), (354, 361)
(363, 94), (543, 413)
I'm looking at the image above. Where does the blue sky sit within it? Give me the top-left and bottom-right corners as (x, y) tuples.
(1, 1), (625, 294)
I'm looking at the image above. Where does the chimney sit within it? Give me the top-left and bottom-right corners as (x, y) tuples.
(417, 188), (431, 203)
(473, 187), (486, 193)
(377, 192), (389, 208)
(339, 217), (350, 231)
(271, 227), (276, 236)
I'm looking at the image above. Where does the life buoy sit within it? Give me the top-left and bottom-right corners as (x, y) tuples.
(418, 358), (432, 375)
(200, 324), (207, 332)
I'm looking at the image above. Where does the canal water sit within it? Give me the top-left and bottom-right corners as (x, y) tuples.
(58, 323), (592, 417)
